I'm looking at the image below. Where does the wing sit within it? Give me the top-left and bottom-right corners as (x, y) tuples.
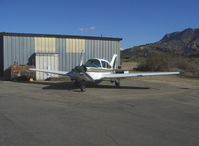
(101, 72), (181, 79)
(29, 68), (68, 76)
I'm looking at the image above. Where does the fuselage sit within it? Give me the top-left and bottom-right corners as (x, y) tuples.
(69, 58), (115, 81)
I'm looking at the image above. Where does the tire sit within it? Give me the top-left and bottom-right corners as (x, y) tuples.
(80, 80), (86, 92)
(115, 79), (120, 88)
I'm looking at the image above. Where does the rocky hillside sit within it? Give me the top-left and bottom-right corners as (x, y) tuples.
(122, 28), (199, 59)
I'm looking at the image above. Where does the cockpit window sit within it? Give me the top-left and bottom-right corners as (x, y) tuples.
(85, 59), (101, 67)
(102, 61), (111, 68)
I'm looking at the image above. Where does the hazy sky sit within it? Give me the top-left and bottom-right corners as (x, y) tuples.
(0, 0), (198, 49)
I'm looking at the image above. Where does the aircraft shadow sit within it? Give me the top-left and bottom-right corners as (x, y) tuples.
(29, 81), (151, 90)
(0, 77), (5, 81)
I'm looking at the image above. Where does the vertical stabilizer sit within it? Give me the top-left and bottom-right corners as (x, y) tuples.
(110, 54), (117, 69)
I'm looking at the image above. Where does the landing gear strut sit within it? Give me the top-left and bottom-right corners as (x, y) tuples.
(74, 80), (86, 92)
(79, 80), (86, 92)
(115, 79), (120, 88)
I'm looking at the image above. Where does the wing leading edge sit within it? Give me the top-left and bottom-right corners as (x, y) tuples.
(29, 68), (68, 76)
(101, 72), (181, 79)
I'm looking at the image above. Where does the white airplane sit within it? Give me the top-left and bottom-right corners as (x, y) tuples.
(29, 54), (181, 91)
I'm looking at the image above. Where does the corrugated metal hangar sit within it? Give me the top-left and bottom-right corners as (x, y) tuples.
(0, 32), (122, 80)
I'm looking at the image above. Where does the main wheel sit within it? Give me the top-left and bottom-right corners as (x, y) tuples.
(115, 79), (120, 88)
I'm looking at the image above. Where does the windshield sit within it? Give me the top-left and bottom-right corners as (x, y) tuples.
(85, 59), (101, 67)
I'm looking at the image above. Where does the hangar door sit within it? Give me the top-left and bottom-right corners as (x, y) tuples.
(35, 54), (59, 80)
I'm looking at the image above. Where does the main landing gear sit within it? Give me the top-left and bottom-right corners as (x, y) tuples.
(115, 79), (120, 88)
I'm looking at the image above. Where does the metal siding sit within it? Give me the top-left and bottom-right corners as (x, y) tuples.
(15, 37), (19, 64)
(105, 40), (108, 60)
(88, 40), (92, 59)
(56, 39), (62, 70)
(36, 54), (59, 80)
(0, 36), (3, 76)
(5, 36), (12, 69)
(85, 40), (90, 60)
(100, 40), (104, 59)
(61, 39), (66, 71)
(3, 37), (7, 70)
(104, 41), (106, 59)
(66, 39), (85, 53)
(3, 36), (35, 71)
(91, 40), (94, 59)
(66, 43), (70, 71)
(84, 39), (120, 65)
(98, 40), (102, 59)
(111, 41), (114, 61)
(35, 37), (56, 53)
(96, 40), (99, 58)
(89, 40), (93, 59)
(116, 41), (120, 66)
(106, 41), (109, 61)
(65, 39), (70, 71)
(20, 37), (24, 64)
(64, 38), (87, 72)
(92, 40), (95, 58)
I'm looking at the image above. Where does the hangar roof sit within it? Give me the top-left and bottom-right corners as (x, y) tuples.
(0, 32), (122, 41)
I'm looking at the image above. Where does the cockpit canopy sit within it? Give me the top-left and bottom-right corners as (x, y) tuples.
(85, 59), (101, 67)
(85, 59), (112, 68)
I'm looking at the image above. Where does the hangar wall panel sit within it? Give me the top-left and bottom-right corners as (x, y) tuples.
(66, 39), (85, 53)
(36, 54), (59, 80)
(0, 36), (3, 76)
(35, 37), (56, 53)
(3, 36), (35, 71)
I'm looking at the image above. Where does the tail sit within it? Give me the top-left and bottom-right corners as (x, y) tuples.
(110, 54), (117, 69)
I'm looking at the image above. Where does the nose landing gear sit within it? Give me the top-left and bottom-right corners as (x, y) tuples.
(79, 80), (86, 92)
(73, 80), (86, 92)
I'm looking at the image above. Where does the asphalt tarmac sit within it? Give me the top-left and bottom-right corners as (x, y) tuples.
(0, 77), (199, 146)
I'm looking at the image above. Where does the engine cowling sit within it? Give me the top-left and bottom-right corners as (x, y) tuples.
(74, 65), (87, 72)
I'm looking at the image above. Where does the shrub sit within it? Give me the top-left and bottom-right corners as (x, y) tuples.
(137, 52), (169, 71)
(136, 52), (199, 77)
(172, 58), (199, 77)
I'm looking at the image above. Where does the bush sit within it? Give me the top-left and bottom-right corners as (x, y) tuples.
(137, 52), (169, 71)
(171, 58), (199, 77)
(136, 52), (199, 77)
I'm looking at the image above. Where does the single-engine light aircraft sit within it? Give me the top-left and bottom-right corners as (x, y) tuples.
(29, 54), (181, 91)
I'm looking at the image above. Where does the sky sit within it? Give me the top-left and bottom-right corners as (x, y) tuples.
(0, 0), (198, 49)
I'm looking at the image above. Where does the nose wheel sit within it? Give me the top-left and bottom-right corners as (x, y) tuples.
(79, 80), (86, 92)
(74, 80), (86, 92)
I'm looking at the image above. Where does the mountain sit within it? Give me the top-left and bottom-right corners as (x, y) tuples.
(122, 28), (199, 59)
